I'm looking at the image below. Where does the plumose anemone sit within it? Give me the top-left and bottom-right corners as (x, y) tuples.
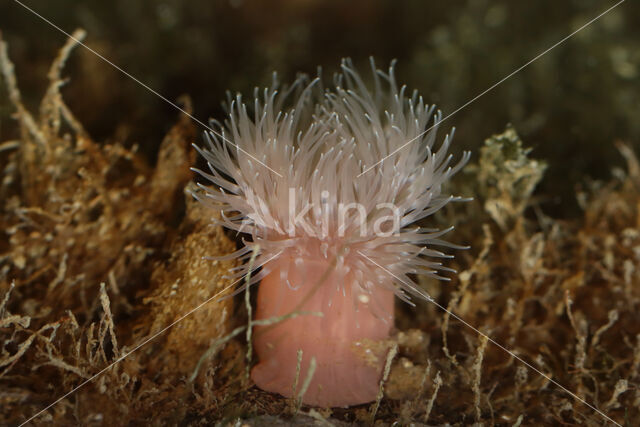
(193, 58), (470, 407)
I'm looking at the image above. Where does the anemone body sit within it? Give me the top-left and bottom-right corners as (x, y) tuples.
(252, 248), (395, 406)
(194, 59), (469, 407)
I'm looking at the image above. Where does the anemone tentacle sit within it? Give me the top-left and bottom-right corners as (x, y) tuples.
(195, 58), (469, 308)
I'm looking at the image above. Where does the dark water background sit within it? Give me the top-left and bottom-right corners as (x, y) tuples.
(1, 0), (638, 216)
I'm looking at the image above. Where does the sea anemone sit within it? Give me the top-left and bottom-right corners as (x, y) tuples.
(193, 59), (470, 407)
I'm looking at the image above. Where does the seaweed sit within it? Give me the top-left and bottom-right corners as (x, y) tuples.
(1, 31), (639, 426)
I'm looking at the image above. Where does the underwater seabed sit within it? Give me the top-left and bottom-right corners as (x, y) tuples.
(1, 25), (638, 427)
